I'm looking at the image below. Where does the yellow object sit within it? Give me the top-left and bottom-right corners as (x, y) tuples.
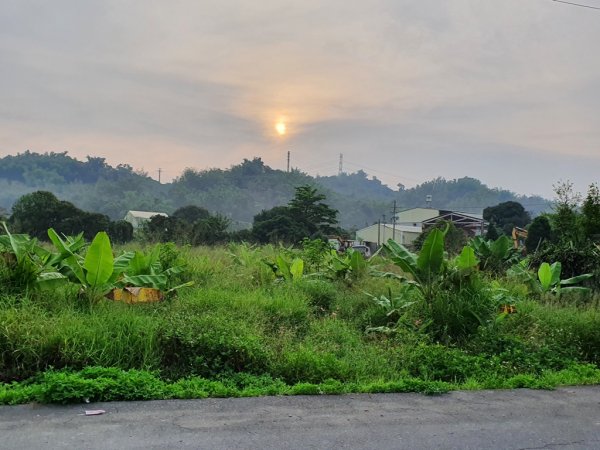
(512, 227), (528, 249)
(106, 287), (164, 304)
(500, 304), (517, 314)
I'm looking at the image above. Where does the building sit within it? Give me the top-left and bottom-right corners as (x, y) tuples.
(421, 211), (487, 236)
(123, 210), (168, 229)
(356, 207), (488, 251)
(393, 207), (442, 227)
(355, 223), (422, 251)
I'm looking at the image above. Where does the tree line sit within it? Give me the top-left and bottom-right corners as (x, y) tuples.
(1, 186), (342, 247)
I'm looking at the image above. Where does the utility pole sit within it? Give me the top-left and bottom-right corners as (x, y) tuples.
(377, 219), (381, 247)
(338, 153), (343, 175)
(287, 151), (290, 173)
(391, 200), (398, 241)
(158, 168), (162, 183)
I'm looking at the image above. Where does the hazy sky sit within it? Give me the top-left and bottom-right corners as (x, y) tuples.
(1, 0), (599, 197)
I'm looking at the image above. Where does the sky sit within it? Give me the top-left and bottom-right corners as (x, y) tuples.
(1, 0), (599, 198)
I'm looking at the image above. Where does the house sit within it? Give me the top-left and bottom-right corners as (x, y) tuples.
(123, 210), (168, 229)
(355, 223), (422, 251)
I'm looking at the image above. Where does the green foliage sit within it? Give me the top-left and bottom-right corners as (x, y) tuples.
(159, 311), (272, 379)
(142, 208), (230, 246)
(264, 254), (305, 283)
(252, 185), (338, 244)
(0, 223), (68, 293)
(470, 235), (519, 273)
(0, 152), (554, 233)
(552, 180), (583, 244)
(413, 221), (467, 256)
(323, 249), (368, 281)
(8, 191), (121, 242)
(172, 205), (211, 224)
(529, 239), (600, 283)
(526, 215), (552, 253)
(107, 220), (134, 244)
(536, 262), (592, 295)
(2, 241), (600, 405)
(84, 232), (114, 288)
(582, 183), (600, 242)
(301, 238), (332, 271)
(483, 201), (531, 236)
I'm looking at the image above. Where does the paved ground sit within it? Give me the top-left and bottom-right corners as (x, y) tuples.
(1, 387), (600, 449)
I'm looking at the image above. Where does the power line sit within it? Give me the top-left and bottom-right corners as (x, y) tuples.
(551, 0), (600, 10)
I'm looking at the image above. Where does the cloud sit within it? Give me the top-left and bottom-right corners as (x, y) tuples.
(0, 0), (598, 197)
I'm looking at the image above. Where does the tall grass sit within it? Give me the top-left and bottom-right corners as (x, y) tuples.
(1, 243), (600, 403)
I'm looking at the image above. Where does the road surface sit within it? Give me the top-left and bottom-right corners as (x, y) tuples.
(2, 387), (600, 449)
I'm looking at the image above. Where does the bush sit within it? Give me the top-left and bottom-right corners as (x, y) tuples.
(424, 285), (497, 344)
(159, 312), (271, 378)
(296, 280), (339, 312)
(398, 344), (485, 382)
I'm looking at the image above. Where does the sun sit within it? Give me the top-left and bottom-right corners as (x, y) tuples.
(275, 121), (286, 136)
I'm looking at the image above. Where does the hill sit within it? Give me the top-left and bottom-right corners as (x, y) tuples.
(0, 152), (552, 229)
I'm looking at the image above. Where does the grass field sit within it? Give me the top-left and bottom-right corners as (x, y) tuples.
(2, 242), (600, 404)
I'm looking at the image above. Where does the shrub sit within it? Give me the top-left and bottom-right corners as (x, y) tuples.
(159, 312), (271, 378)
(296, 279), (339, 312)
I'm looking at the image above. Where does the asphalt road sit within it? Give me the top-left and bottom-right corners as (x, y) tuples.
(2, 387), (600, 449)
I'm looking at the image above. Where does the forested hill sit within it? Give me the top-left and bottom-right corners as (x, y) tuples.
(0, 152), (551, 229)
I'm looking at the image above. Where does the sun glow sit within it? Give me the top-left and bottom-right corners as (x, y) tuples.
(275, 121), (287, 136)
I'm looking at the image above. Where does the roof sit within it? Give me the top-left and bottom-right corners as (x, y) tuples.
(422, 211), (487, 226)
(396, 207), (439, 214)
(126, 210), (169, 219)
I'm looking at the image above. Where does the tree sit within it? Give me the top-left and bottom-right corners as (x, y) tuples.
(485, 220), (500, 241)
(10, 191), (80, 239)
(252, 206), (301, 244)
(192, 215), (230, 245)
(172, 205), (211, 224)
(252, 185), (339, 244)
(552, 180), (582, 243)
(108, 220), (134, 244)
(525, 215), (552, 253)
(60, 212), (111, 240)
(142, 215), (189, 244)
(288, 185), (338, 237)
(483, 201), (531, 236)
(582, 183), (600, 242)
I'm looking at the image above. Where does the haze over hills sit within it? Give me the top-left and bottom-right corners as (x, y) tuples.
(0, 152), (552, 229)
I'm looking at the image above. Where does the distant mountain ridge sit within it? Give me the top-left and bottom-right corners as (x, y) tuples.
(0, 152), (551, 229)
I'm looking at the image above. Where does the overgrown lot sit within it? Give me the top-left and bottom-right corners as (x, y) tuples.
(2, 235), (600, 404)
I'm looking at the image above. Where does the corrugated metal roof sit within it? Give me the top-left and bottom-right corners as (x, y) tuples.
(126, 210), (168, 219)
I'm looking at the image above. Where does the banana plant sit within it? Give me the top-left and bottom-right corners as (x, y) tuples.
(469, 235), (519, 273)
(117, 246), (193, 292)
(264, 254), (304, 283)
(382, 227), (447, 300)
(0, 222), (67, 291)
(537, 262), (592, 295)
(382, 225), (481, 302)
(324, 248), (367, 280)
(54, 231), (118, 294)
